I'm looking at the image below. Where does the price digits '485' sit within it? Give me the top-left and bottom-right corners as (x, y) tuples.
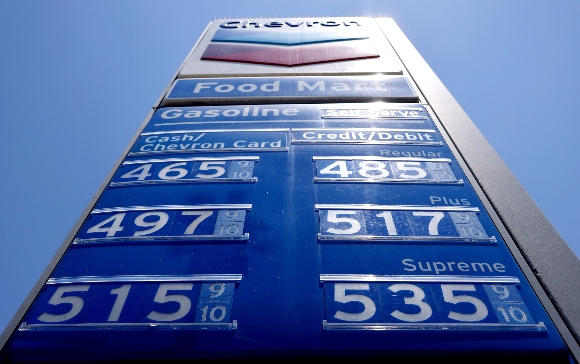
(27, 282), (235, 326)
(74, 206), (249, 244)
(111, 159), (256, 186)
(318, 208), (494, 243)
(315, 159), (458, 183)
(324, 281), (537, 327)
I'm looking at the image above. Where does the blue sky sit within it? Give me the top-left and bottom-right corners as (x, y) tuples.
(0, 0), (578, 335)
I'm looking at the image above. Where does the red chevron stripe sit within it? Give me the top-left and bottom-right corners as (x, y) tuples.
(201, 39), (379, 66)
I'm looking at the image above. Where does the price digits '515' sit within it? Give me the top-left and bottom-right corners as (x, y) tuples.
(27, 282), (235, 326)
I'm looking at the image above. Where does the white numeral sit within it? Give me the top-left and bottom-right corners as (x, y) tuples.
(108, 284), (131, 322)
(133, 212), (169, 236)
(87, 213), (125, 237)
(320, 161), (352, 178)
(492, 285), (510, 299)
(458, 225), (483, 237)
(326, 211), (361, 234)
(158, 162), (188, 180)
(441, 284), (488, 322)
(376, 211), (398, 235)
(498, 306), (528, 323)
(200, 305), (227, 322)
(358, 161), (389, 178)
(196, 162), (226, 178)
(225, 210), (239, 219)
(395, 162), (427, 179)
(209, 283), (225, 298)
(218, 224), (240, 235)
(412, 211), (444, 235)
(333, 283), (376, 321)
(37, 285), (90, 323)
(182, 211), (213, 234)
(147, 283), (193, 322)
(121, 164), (152, 181)
(389, 284), (432, 322)
(232, 170), (251, 178)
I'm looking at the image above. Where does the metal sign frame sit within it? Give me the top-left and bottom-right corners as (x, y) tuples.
(375, 18), (580, 358)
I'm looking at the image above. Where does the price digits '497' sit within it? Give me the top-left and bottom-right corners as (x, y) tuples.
(25, 282), (235, 327)
(74, 206), (249, 244)
(324, 281), (538, 328)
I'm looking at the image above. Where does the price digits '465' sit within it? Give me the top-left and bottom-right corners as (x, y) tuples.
(315, 159), (458, 183)
(112, 159), (256, 186)
(318, 208), (493, 242)
(75, 207), (248, 243)
(28, 282), (235, 326)
(325, 282), (536, 326)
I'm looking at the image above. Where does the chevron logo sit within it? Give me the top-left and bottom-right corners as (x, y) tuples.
(201, 28), (380, 67)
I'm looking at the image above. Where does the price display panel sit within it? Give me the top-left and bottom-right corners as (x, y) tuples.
(21, 275), (240, 331)
(74, 205), (251, 245)
(314, 156), (461, 184)
(3, 100), (570, 362)
(322, 275), (543, 331)
(111, 157), (258, 187)
(317, 205), (495, 243)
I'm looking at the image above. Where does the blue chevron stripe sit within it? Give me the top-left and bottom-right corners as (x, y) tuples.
(212, 28), (368, 46)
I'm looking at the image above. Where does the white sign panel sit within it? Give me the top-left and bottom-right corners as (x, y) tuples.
(179, 17), (402, 78)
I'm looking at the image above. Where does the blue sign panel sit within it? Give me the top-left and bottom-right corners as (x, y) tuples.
(3, 102), (569, 361)
(163, 76), (419, 105)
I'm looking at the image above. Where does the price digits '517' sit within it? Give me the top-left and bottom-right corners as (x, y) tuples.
(318, 206), (495, 243)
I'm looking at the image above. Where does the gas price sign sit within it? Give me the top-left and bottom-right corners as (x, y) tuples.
(1, 17), (574, 362)
(4, 99), (569, 361)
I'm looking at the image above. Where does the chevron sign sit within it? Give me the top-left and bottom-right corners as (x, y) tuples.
(201, 25), (380, 66)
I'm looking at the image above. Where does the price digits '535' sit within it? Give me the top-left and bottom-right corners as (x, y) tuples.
(326, 282), (534, 326)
